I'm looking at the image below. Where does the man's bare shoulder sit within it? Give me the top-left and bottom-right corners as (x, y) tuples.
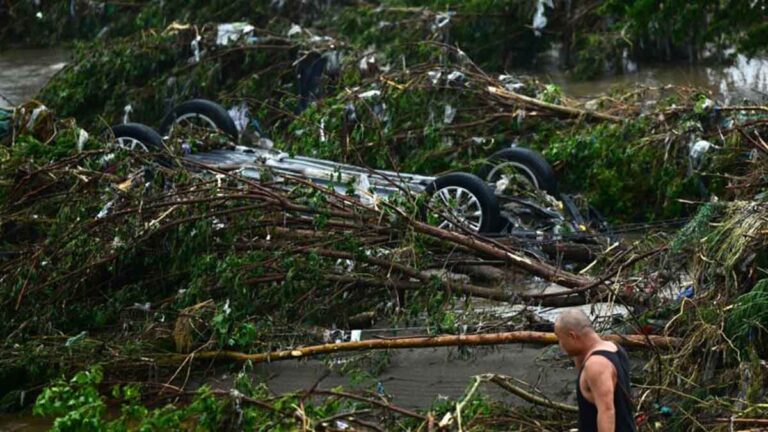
(583, 353), (616, 378)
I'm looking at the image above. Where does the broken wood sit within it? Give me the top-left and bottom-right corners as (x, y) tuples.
(411, 220), (595, 288)
(172, 331), (680, 364)
(484, 374), (578, 413)
(487, 86), (623, 123)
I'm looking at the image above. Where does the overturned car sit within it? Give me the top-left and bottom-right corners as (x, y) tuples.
(109, 99), (608, 240)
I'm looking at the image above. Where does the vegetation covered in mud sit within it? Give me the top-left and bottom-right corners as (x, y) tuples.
(3, 1), (768, 431)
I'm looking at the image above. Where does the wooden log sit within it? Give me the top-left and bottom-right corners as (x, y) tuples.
(487, 86), (623, 123)
(411, 221), (594, 288)
(486, 374), (578, 412)
(173, 331), (680, 364)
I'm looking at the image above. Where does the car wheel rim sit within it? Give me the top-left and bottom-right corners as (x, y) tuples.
(487, 161), (539, 190)
(429, 186), (483, 232)
(115, 136), (149, 152)
(171, 113), (219, 134)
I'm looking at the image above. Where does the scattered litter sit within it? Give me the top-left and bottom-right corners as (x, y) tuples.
(123, 104), (133, 124)
(532, 0), (554, 36)
(427, 69), (442, 85)
(287, 23), (303, 37)
(133, 302), (152, 312)
(446, 70), (466, 85)
(65, 331), (87, 347)
(443, 104), (456, 124)
(498, 74), (525, 92)
(96, 200), (114, 219)
(216, 23), (255, 46)
(190, 35), (201, 63)
(357, 89), (381, 99)
(227, 103), (250, 133)
(76, 128), (88, 152)
(432, 11), (455, 31)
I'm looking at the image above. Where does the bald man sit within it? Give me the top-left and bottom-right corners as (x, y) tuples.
(554, 309), (636, 432)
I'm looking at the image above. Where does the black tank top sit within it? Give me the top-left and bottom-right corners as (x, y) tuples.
(576, 346), (637, 432)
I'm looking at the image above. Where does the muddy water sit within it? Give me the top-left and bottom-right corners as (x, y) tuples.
(209, 344), (578, 409)
(0, 48), (69, 109)
(544, 54), (768, 103)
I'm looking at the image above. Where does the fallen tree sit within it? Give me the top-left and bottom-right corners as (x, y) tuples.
(172, 331), (680, 364)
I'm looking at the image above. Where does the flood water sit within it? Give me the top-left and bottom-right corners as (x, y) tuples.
(543, 54), (768, 103)
(0, 48), (69, 109)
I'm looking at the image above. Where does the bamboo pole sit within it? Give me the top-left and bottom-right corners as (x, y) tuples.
(487, 86), (623, 123)
(172, 331), (680, 364)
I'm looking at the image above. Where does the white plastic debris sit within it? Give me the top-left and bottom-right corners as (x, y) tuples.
(96, 200), (114, 219)
(227, 102), (250, 133)
(427, 69), (442, 85)
(358, 54), (376, 74)
(190, 35), (201, 63)
(443, 104), (456, 124)
(446, 70), (466, 84)
(76, 128), (89, 152)
(690, 139), (713, 160)
(133, 302), (152, 312)
(223, 299), (231, 315)
(495, 176), (510, 194)
(350, 330), (362, 342)
(216, 23), (255, 46)
(432, 11), (455, 30)
(319, 118), (326, 142)
(25, 104), (49, 131)
(354, 173), (379, 209)
(123, 104), (133, 124)
(498, 74), (525, 92)
(532, 0), (554, 36)
(65, 331), (87, 347)
(287, 23), (303, 37)
(357, 89), (381, 99)
(35, 11), (43, 20)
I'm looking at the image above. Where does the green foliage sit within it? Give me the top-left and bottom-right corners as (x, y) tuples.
(669, 202), (720, 253)
(34, 367), (107, 432)
(541, 120), (700, 221)
(726, 279), (768, 356)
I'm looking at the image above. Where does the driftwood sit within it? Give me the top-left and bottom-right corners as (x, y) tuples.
(487, 86), (623, 123)
(411, 221), (594, 288)
(172, 331), (680, 364)
(484, 374), (578, 413)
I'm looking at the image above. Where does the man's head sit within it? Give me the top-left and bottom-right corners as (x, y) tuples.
(554, 309), (595, 356)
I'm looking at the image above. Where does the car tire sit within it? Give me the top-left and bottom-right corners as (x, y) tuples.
(424, 172), (502, 234)
(159, 99), (239, 139)
(110, 123), (163, 151)
(477, 147), (558, 195)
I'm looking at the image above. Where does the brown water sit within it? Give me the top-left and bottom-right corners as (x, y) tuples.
(0, 48), (69, 109)
(0, 414), (50, 432)
(544, 54), (768, 103)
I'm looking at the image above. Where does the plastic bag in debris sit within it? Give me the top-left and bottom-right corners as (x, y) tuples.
(443, 104), (457, 124)
(287, 23), (303, 37)
(13, 101), (55, 142)
(354, 173), (379, 209)
(498, 74), (525, 92)
(216, 23), (255, 46)
(431, 11), (455, 32)
(532, 0), (554, 36)
(446, 70), (467, 86)
(227, 103), (250, 133)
